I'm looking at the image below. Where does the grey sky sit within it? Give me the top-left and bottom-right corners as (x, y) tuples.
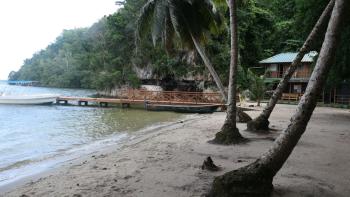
(0, 0), (120, 80)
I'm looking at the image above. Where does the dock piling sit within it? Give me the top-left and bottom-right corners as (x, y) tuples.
(99, 102), (108, 107)
(122, 103), (130, 108)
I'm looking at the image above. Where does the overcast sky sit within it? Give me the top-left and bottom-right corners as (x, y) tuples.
(0, 0), (120, 80)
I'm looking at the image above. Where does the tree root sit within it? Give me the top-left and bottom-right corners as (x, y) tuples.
(237, 109), (253, 123)
(211, 124), (247, 145)
(207, 162), (273, 197)
(247, 116), (270, 132)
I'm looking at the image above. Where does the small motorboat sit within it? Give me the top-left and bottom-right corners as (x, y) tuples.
(145, 103), (221, 114)
(0, 94), (58, 105)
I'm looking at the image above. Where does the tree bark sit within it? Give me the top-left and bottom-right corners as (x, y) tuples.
(211, 0), (245, 145)
(191, 34), (228, 102)
(247, 0), (335, 132)
(191, 33), (252, 124)
(209, 0), (347, 196)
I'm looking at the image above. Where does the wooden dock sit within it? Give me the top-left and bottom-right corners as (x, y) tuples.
(56, 89), (225, 108)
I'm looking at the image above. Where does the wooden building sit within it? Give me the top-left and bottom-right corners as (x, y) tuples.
(260, 51), (318, 95)
(259, 52), (350, 105)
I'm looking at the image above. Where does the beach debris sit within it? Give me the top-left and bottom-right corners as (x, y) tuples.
(124, 175), (133, 180)
(201, 157), (220, 171)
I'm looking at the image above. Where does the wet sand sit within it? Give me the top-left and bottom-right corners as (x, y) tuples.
(2, 104), (350, 197)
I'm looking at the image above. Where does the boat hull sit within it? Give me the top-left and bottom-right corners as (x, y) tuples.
(146, 104), (220, 114)
(0, 95), (58, 105)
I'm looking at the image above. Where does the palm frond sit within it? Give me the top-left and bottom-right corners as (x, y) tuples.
(162, 8), (176, 53)
(136, 0), (224, 52)
(136, 0), (156, 46)
(211, 0), (227, 7)
(151, 1), (167, 46)
(168, 0), (194, 49)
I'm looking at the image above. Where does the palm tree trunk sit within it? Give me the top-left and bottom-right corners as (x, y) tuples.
(247, 0), (335, 132)
(191, 35), (227, 103)
(211, 0), (244, 144)
(209, 0), (347, 195)
(191, 32), (252, 125)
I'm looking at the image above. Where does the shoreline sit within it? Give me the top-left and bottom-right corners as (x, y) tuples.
(0, 114), (192, 194)
(2, 104), (350, 196)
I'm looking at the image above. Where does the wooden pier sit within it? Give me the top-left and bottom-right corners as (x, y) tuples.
(56, 89), (225, 108)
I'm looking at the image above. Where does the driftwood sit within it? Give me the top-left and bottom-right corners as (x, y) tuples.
(202, 157), (221, 171)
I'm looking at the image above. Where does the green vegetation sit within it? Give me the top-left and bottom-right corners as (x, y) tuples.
(9, 0), (350, 92)
(247, 70), (266, 106)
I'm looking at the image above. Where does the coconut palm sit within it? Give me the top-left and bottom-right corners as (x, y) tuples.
(247, 0), (335, 132)
(209, 0), (347, 195)
(211, 0), (245, 144)
(136, 0), (228, 101)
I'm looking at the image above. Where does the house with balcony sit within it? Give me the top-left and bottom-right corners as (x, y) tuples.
(259, 51), (318, 100)
(258, 51), (350, 105)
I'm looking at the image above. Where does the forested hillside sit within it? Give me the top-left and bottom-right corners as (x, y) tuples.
(9, 0), (350, 90)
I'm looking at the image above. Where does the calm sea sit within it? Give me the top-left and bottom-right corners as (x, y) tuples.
(0, 81), (181, 187)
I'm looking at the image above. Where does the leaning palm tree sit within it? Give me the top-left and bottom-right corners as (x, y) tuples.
(136, 0), (227, 101)
(209, 0), (347, 195)
(247, 0), (335, 132)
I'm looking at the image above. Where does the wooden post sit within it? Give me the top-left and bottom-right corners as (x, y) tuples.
(122, 103), (130, 108)
(99, 102), (108, 107)
(289, 83), (292, 93)
(323, 89), (325, 104)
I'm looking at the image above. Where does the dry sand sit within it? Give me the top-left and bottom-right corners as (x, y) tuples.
(1, 104), (350, 197)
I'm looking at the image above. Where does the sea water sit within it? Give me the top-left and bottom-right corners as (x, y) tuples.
(0, 81), (181, 187)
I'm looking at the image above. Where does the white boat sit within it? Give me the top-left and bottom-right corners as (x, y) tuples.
(0, 94), (58, 105)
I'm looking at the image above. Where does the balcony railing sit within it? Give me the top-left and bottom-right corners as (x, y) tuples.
(265, 71), (312, 79)
(118, 89), (225, 104)
(335, 95), (350, 104)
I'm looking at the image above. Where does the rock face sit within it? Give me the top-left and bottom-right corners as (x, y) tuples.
(140, 85), (163, 91)
(133, 65), (154, 80)
(97, 86), (130, 98)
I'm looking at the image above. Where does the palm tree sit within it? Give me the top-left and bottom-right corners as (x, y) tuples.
(209, 0), (347, 195)
(247, 0), (335, 132)
(248, 70), (266, 107)
(211, 0), (245, 144)
(136, 0), (228, 101)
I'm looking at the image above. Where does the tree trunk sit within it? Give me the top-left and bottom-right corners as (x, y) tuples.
(211, 0), (245, 145)
(191, 33), (252, 124)
(247, 0), (335, 132)
(191, 35), (227, 103)
(209, 0), (347, 196)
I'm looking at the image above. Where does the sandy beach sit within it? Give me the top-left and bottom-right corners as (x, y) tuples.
(1, 104), (350, 197)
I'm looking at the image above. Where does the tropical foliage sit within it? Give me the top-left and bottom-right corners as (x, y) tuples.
(9, 0), (350, 92)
